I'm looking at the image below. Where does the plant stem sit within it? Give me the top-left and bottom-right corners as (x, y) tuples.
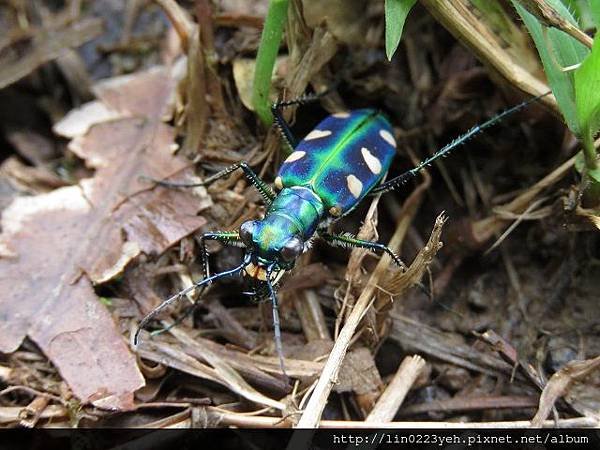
(582, 131), (600, 205)
(252, 0), (289, 126)
(582, 132), (599, 171)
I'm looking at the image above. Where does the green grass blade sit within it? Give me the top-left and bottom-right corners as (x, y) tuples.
(561, 0), (596, 30)
(575, 34), (600, 171)
(252, 0), (289, 125)
(513, 0), (589, 135)
(589, 0), (600, 29)
(385, 0), (417, 61)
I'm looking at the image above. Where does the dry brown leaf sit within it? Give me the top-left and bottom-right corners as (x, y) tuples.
(381, 213), (446, 297)
(302, 0), (369, 46)
(0, 67), (209, 410)
(232, 57), (287, 111)
(531, 356), (600, 427)
(336, 347), (383, 415)
(0, 18), (103, 90)
(336, 347), (382, 395)
(575, 206), (600, 231)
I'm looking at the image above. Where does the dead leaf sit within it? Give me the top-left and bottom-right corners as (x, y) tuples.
(52, 101), (121, 139)
(380, 213), (446, 297)
(531, 356), (600, 427)
(0, 66), (209, 410)
(232, 57), (287, 111)
(302, 0), (369, 46)
(575, 206), (600, 230)
(0, 18), (103, 90)
(335, 347), (382, 395)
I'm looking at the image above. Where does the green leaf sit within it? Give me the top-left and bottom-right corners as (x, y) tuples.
(575, 34), (600, 141)
(513, 0), (589, 135)
(385, 0), (417, 61)
(589, 167), (600, 183)
(561, 0), (596, 30)
(589, 0), (600, 29)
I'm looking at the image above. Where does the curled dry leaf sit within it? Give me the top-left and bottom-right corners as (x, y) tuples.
(0, 67), (210, 410)
(531, 356), (600, 427)
(380, 212), (446, 298)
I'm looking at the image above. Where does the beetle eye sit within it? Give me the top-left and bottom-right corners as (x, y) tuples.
(280, 236), (303, 262)
(239, 221), (256, 246)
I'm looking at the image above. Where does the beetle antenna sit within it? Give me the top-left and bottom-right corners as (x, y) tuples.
(372, 91), (552, 194)
(134, 257), (249, 345)
(266, 264), (289, 380)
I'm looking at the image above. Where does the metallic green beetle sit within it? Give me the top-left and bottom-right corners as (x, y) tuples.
(135, 94), (545, 376)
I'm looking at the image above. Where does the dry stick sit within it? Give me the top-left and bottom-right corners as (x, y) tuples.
(399, 395), (539, 416)
(516, 0), (593, 49)
(0, 18), (103, 91)
(420, 0), (556, 109)
(296, 181), (428, 428)
(205, 407), (598, 429)
(153, 0), (195, 51)
(365, 355), (426, 423)
(294, 289), (331, 342)
(472, 155), (576, 243)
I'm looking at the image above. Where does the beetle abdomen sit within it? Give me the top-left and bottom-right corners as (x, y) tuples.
(276, 109), (396, 215)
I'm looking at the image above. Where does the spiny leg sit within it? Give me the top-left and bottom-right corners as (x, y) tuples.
(198, 231), (243, 282)
(141, 161), (276, 205)
(271, 88), (336, 150)
(371, 92), (552, 195)
(320, 232), (434, 298)
(149, 231), (243, 337)
(319, 231), (407, 271)
(134, 257), (248, 345)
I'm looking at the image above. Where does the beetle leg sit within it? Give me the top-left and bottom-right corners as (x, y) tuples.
(271, 88), (336, 150)
(198, 231), (243, 281)
(146, 231), (242, 337)
(320, 231), (436, 298)
(141, 161), (276, 205)
(135, 254), (248, 345)
(319, 231), (408, 271)
(372, 92), (551, 195)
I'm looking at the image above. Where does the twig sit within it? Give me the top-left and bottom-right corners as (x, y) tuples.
(0, 18), (103, 90)
(203, 406), (598, 428)
(398, 395), (539, 416)
(153, 0), (195, 51)
(472, 155), (576, 244)
(389, 314), (517, 378)
(295, 175), (429, 428)
(420, 0), (555, 109)
(0, 405), (67, 425)
(515, 0), (593, 49)
(19, 396), (50, 428)
(366, 355), (426, 423)
(293, 289), (331, 342)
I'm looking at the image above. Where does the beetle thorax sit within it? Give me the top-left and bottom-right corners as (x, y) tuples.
(238, 187), (325, 267)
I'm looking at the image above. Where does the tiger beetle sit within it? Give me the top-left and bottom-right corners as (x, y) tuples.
(134, 90), (548, 377)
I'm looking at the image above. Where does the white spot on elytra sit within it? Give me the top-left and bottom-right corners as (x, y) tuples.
(332, 112), (350, 119)
(274, 176), (283, 189)
(304, 129), (332, 140)
(379, 129), (396, 147)
(346, 174), (363, 198)
(361, 147), (382, 174)
(284, 151), (306, 163)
